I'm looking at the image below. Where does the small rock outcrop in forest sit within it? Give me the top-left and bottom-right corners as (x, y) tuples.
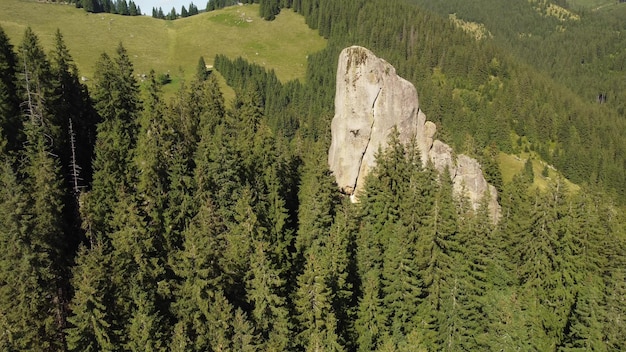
(328, 46), (500, 219)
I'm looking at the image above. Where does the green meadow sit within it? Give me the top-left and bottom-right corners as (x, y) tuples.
(565, 0), (617, 10)
(0, 0), (326, 94)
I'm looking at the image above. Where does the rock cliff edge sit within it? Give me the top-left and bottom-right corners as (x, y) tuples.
(328, 46), (500, 220)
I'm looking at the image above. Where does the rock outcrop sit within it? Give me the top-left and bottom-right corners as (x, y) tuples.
(328, 46), (500, 220)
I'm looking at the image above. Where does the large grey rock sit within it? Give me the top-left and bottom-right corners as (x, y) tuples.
(329, 46), (421, 197)
(328, 46), (500, 220)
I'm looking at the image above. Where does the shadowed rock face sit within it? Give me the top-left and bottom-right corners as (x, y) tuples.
(328, 46), (500, 220)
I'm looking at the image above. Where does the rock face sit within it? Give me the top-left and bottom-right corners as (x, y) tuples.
(328, 46), (500, 220)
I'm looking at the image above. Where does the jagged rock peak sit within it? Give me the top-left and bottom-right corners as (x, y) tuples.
(328, 46), (500, 220)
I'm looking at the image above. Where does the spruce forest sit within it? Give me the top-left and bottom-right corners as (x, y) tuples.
(1, 0), (626, 351)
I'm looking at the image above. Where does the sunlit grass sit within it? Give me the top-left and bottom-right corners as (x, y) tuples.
(0, 1), (326, 98)
(565, 0), (618, 10)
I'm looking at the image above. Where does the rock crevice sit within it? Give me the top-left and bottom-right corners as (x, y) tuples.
(328, 46), (500, 220)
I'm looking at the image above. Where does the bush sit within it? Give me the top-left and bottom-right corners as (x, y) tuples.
(157, 73), (171, 85)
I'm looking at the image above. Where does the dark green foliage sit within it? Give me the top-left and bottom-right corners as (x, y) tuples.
(260, 0), (281, 20)
(214, 54), (301, 138)
(80, 0), (141, 15)
(167, 7), (178, 20)
(50, 29), (98, 192)
(206, 0), (237, 11)
(196, 56), (208, 81)
(66, 241), (118, 351)
(128, 1), (139, 16)
(89, 43), (141, 236)
(0, 161), (64, 350)
(523, 157), (535, 183)
(152, 7), (166, 19)
(3, 3), (626, 351)
(0, 26), (21, 155)
(295, 245), (345, 351)
(159, 2), (198, 19)
(294, 140), (340, 274)
(246, 240), (292, 350)
(189, 3), (199, 15)
(170, 199), (225, 350)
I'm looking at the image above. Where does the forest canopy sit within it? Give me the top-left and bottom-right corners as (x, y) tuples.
(1, 0), (625, 350)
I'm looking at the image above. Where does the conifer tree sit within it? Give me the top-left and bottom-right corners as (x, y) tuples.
(108, 190), (168, 348)
(207, 290), (236, 351)
(167, 7), (177, 20)
(355, 268), (385, 351)
(0, 29), (72, 349)
(189, 2), (199, 15)
(416, 168), (460, 350)
(231, 309), (260, 352)
(0, 26), (21, 155)
(89, 43), (141, 236)
(19, 28), (59, 146)
(20, 27), (72, 349)
(603, 267), (626, 350)
(381, 222), (423, 344)
(117, 0), (129, 15)
(329, 201), (359, 348)
(295, 140), (340, 269)
(129, 0), (138, 15)
(517, 183), (576, 349)
(559, 286), (606, 352)
(186, 72), (226, 140)
(126, 289), (167, 352)
(170, 198), (226, 350)
(0, 162), (59, 350)
(50, 29), (95, 184)
(246, 240), (292, 350)
(196, 56), (208, 81)
(220, 187), (257, 306)
(260, 0), (281, 20)
(134, 70), (174, 250)
(453, 196), (496, 350)
(251, 127), (296, 279)
(66, 241), (118, 351)
(295, 245), (345, 352)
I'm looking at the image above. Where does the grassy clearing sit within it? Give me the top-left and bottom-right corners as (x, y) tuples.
(565, 0), (617, 10)
(0, 1), (326, 97)
(500, 133), (579, 192)
(498, 152), (579, 193)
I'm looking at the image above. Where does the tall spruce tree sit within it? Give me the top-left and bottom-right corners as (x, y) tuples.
(295, 245), (345, 352)
(246, 240), (292, 350)
(66, 241), (118, 351)
(18, 27), (72, 350)
(108, 190), (168, 349)
(260, 0), (281, 20)
(0, 26), (21, 155)
(295, 140), (340, 271)
(415, 168), (460, 351)
(170, 198), (225, 351)
(89, 43), (141, 237)
(0, 161), (60, 350)
(380, 222), (423, 345)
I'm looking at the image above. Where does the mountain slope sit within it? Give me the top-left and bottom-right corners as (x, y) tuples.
(0, 1), (326, 84)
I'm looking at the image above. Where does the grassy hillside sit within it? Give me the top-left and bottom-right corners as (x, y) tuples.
(566, 0), (617, 10)
(0, 1), (326, 90)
